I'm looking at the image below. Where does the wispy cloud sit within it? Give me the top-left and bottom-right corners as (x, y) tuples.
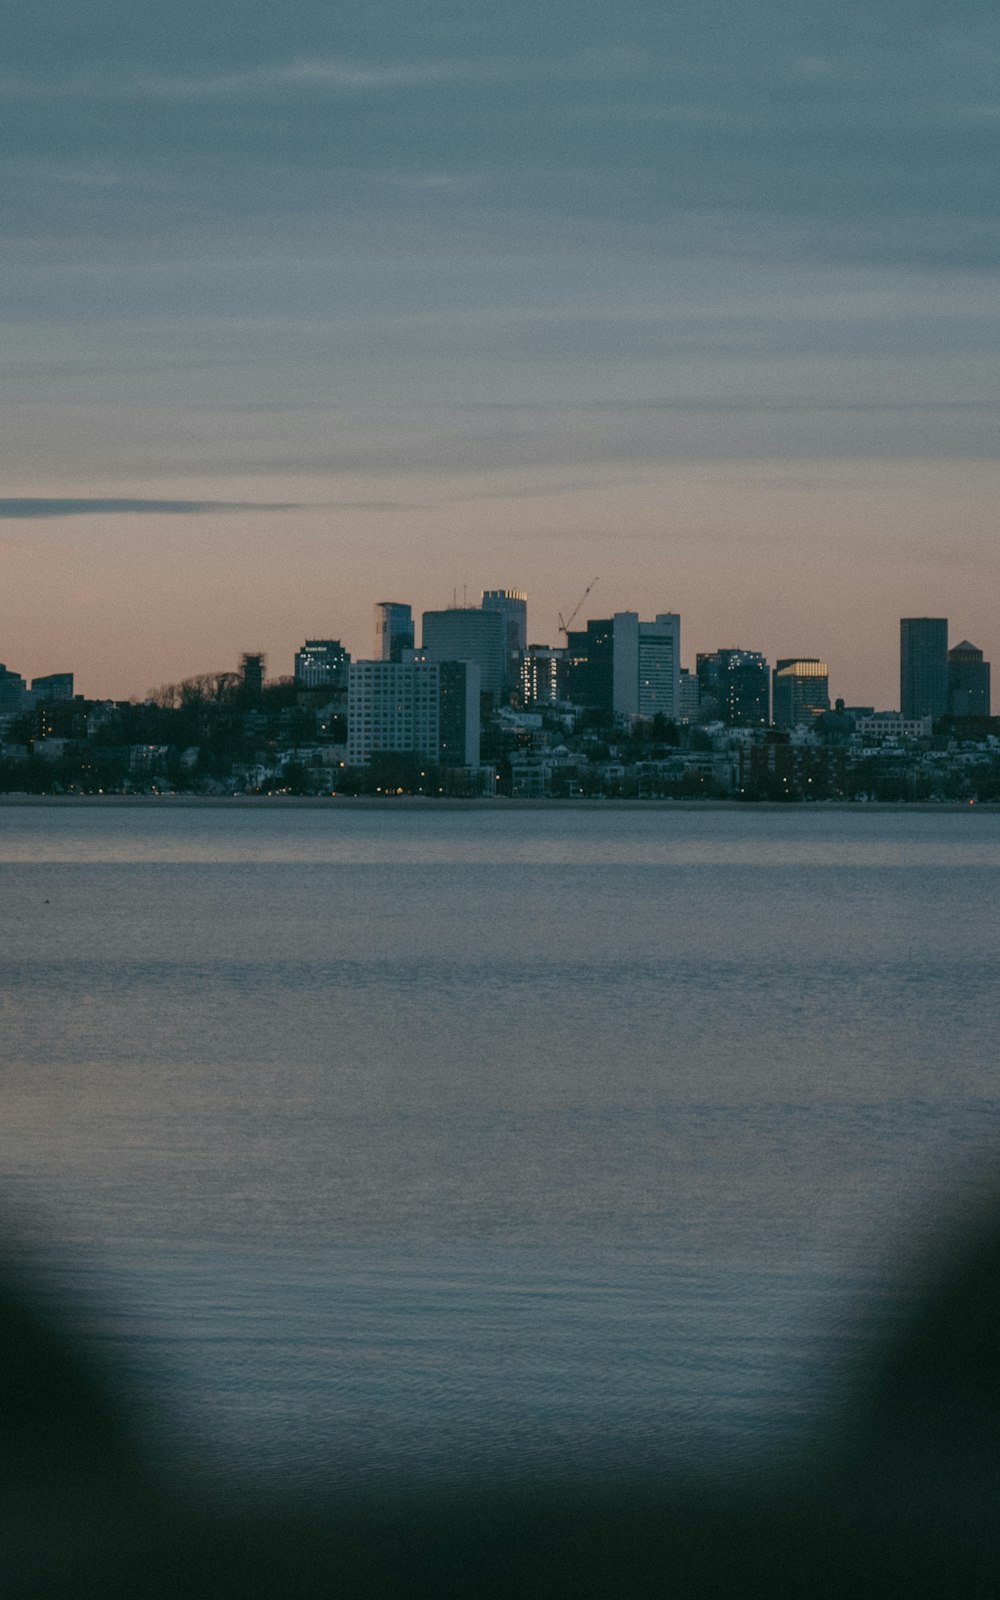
(141, 58), (479, 96)
(0, 58), (479, 101)
(0, 498), (306, 518)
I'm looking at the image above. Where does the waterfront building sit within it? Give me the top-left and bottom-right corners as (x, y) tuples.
(294, 639), (350, 691)
(374, 602), (414, 663)
(900, 617), (948, 719)
(612, 612), (681, 721)
(421, 607), (506, 698)
(696, 649), (770, 726)
(347, 659), (480, 767)
(772, 659), (830, 729)
(947, 641), (991, 717)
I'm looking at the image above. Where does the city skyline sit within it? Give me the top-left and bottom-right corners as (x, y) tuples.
(3, 1), (997, 703)
(2, 585), (993, 712)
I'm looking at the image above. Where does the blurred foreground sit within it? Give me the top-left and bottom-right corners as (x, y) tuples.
(4, 1206), (1000, 1598)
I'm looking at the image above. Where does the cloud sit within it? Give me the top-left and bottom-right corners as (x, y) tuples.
(0, 57), (480, 100)
(1, 2), (997, 275)
(0, 499), (306, 518)
(0, 0), (996, 496)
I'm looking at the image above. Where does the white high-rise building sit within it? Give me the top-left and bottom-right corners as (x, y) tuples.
(347, 659), (480, 768)
(612, 612), (681, 721)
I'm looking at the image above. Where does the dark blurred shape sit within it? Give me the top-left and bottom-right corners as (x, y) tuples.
(850, 1213), (1000, 1514)
(5, 1209), (1000, 1597)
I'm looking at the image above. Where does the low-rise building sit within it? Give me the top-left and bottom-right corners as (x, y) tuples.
(856, 712), (933, 740)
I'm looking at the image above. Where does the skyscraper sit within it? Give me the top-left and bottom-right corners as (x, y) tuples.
(374, 601), (414, 663)
(421, 607), (506, 697)
(521, 646), (565, 706)
(481, 589), (528, 689)
(612, 612), (681, 721)
(481, 590), (528, 652)
(696, 650), (770, 726)
(772, 659), (830, 728)
(947, 641), (991, 717)
(294, 640), (350, 691)
(564, 619), (614, 711)
(900, 618), (948, 719)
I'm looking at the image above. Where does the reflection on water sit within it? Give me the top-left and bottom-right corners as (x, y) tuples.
(2, 804), (999, 1484)
(1, 800), (998, 866)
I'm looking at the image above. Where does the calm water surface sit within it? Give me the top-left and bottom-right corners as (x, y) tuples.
(1, 803), (999, 1490)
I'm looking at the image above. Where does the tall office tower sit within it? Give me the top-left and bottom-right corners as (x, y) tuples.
(564, 619), (614, 710)
(678, 667), (700, 724)
(294, 639), (350, 691)
(772, 659), (830, 729)
(696, 650), (770, 726)
(240, 652), (265, 705)
(947, 641), (991, 717)
(421, 607), (506, 698)
(0, 664), (28, 712)
(612, 612), (682, 721)
(438, 661), (481, 765)
(347, 659), (480, 767)
(521, 645), (565, 706)
(481, 589), (528, 658)
(30, 673), (74, 703)
(900, 617), (948, 719)
(374, 602), (414, 663)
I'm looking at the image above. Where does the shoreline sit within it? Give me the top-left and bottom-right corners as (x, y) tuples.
(0, 794), (993, 814)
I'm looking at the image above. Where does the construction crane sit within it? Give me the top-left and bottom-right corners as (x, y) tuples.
(558, 576), (599, 639)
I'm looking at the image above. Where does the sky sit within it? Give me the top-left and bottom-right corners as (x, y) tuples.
(2, 0), (998, 704)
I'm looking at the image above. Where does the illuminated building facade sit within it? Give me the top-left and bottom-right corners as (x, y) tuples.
(521, 646), (565, 706)
(696, 649), (770, 726)
(294, 639), (350, 690)
(772, 659), (830, 728)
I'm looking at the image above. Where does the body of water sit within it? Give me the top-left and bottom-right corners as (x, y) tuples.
(1, 802), (998, 1492)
